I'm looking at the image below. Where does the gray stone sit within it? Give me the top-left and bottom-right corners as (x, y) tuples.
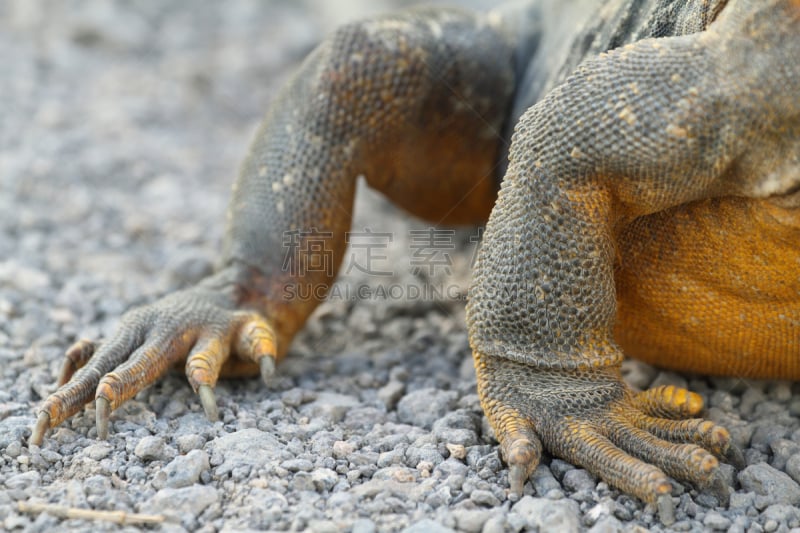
(281, 388), (313, 407)
(352, 478), (416, 499)
(4, 441), (22, 458)
(134, 435), (176, 462)
(3, 513), (32, 531)
(84, 442), (113, 461)
(470, 489), (502, 507)
(401, 519), (456, 533)
(172, 413), (217, 439)
(397, 388), (457, 429)
(350, 450), (379, 466)
(311, 468), (339, 491)
(0, 261), (50, 291)
(291, 472), (315, 491)
(481, 514), (507, 533)
(751, 425), (790, 453)
(176, 434), (206, 454)
(405, 444), (444, 467)
(452, 509), (491, 533)
(432, 410), (480, 432)
(506, 512), (528, 532)
(771, 439), (800, 471)
(0, 417), (32, 450)
(433, 428), (479, 447)
(160, 450), (210, 488)
(377, 448), (406, 467)
(531, 465), (562, 497)
(730, 491), (756, 511)
(5, 471), (40, 491)
(351, 518), (377, 533)
(436, 458), (469, 478)
(621, 359), (658, 390)
(332, 440), (355, 459)
(549, 459), (575, 481)
(738, 464), (800, 506)
(562, 468), (596, 492)
(588, 516), (625, 533)
(761, 504), (800, 527)
(703, 511), (732, 530)
(147, 485), (219, 526)
(512, 496), (581, 533)
(767, 382), (793, 403)
(208, 428), (287, 476)
(282, 458), (314, 472)
(126, 465), (147, 482)
(649, 371), (688, 390)
(301, 392), (359, 422)
(84, 475), (111, 495)
(377, 381), (405, 409)
(740, 388), (768, 417)
(786, 453), (800, 484)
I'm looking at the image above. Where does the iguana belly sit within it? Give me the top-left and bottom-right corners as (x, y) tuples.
(614, 197), (800, 379)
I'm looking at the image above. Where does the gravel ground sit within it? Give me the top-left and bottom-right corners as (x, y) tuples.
(3, 1), (800, 532)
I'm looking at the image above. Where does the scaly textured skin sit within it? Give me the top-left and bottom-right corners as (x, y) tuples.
(468, 0), (798, 519)
(32, 0), (798, 522)
(32, 8), (516, 440)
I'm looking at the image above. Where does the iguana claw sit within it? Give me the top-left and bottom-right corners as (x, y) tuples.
(508, 464), (527, 499)
(96, 397), (111, 440)
(259, 356), (275, 383)
(724, 443), (746, 471)
(30, 412), (49, 446)
(198, 385), (219, 422)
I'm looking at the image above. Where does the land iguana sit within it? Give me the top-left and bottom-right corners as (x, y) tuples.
(29, 0), (799, 523)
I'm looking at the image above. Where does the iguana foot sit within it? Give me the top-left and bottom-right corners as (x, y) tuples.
(30, 283), (277, 445)
(475, 355), (742, 525)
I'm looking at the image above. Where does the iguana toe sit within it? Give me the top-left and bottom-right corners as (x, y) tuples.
(502, 431), (543, 498)
(633, 385), (704, 419)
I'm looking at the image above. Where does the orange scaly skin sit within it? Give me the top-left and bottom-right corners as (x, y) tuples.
(616, 197), (800, 378)
(31, 0), (798, 524)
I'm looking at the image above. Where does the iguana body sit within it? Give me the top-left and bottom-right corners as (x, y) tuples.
(31, 0), (800, 523)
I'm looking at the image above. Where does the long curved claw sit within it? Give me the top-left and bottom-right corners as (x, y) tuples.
(96, 397), (111, 440)
(724, 443), (746, 471)
(198, 385), (219, 422)
(508, 464), (527, 500)
(657, 494), (676, 526)
(30, 412), (50, 446)
(259, 356), (275, 383)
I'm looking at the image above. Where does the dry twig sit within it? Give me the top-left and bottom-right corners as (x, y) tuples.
(17, 501), (165, 525)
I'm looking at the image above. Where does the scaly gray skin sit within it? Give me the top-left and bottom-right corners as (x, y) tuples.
(31, 0), (799, 524)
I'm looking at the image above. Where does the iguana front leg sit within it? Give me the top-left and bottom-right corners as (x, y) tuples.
(468, 0), (797, 523)
(31, 7), (517, 444)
